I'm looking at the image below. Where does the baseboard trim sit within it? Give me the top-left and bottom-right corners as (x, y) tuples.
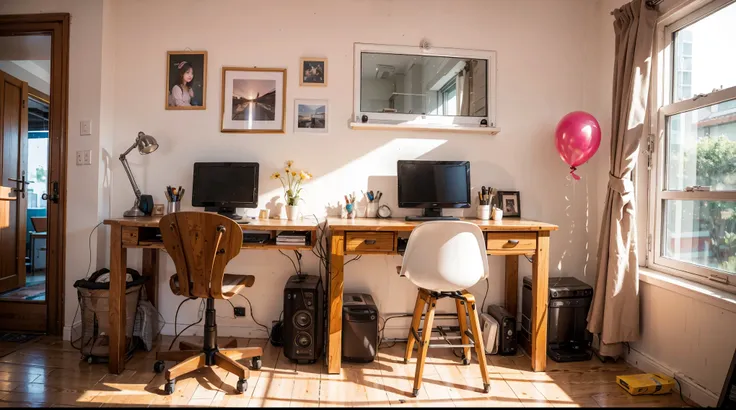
(160, 323), (270, 339)
(63, 321), (81, 341)
(624, 345), (719, 407)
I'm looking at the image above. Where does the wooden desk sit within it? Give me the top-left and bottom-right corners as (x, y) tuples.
(326, 217), (558, 374)
(103, 215), (319, 374)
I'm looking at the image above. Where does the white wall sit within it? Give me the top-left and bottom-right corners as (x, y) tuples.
(106, 0), (599, 338)
(0, 0), (107, 337)
(593, 0), (734, 406)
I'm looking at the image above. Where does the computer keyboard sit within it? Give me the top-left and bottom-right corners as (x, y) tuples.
(405, 216), (460, 221)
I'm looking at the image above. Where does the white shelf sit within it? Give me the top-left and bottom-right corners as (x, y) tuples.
(349, 121), (500, 135)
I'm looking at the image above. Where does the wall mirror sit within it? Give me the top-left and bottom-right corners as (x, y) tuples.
(353, 43), (497, 131)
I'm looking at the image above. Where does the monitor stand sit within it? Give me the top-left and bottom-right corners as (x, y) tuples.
(205, 206), (243, 220)
(405, 207), (459, 222)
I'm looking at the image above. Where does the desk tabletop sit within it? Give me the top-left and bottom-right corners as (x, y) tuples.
(326, 217), (558, 232)
(104, 215), (320, 231)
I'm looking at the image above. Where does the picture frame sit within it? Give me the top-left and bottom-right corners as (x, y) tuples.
(221, 67), (287, 133)
(299, 57), (327, 86)
(294, 99), (328, 133)
(165, 51), (207, 110)
(497, 190), (521, 217)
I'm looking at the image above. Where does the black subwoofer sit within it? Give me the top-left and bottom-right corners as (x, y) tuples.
(283, 274), (324, 364)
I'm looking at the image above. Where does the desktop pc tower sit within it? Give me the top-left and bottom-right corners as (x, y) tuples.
(342, 293), (379, 363)
(521, 276), (593, 362)
(283, 274), (324, 364)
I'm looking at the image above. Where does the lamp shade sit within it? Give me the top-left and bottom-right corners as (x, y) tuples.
(136, 131), (158, 155)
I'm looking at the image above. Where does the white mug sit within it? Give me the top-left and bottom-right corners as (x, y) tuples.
(492, 207), (503, 221)
(476, 204), (490, 220)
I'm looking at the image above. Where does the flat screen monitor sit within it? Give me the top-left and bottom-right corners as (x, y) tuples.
(397, 160), (471, 217)
(192, 162), (259, 220)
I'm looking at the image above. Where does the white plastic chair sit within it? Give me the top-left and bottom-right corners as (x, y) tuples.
(400, 221), (490, 396)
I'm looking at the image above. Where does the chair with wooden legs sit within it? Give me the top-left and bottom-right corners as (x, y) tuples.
(153, 212), (263, 395)
(399, 221), (491, 397)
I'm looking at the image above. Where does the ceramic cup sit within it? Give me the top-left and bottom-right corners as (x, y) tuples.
(477, 204), (491, 220)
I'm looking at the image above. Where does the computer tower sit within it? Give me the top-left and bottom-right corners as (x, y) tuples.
(283, 274), (324, 364)
(521, 276), (593, 362)
(342, 293), (379, 363)
(486, 304), (517, 355)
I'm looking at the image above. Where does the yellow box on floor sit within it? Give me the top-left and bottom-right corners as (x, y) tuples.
(616, 373), (676, 396)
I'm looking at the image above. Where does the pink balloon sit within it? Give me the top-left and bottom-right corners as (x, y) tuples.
(554, 111), (601, 180)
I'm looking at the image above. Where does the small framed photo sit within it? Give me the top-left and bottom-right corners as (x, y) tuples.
(221, 67), (287, 133)
(497, 191), (521, 217)
(300, 57), (327, 86)
(294, 99), (328, 133)
(166, 51), (207, 110)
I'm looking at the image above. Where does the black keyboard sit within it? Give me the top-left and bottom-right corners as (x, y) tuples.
(405, 216), (460, 221)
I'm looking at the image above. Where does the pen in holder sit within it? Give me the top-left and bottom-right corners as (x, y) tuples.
(165, 185), (185, 215)
(364, 190), (382, 218)
(346, 203), (356, 219)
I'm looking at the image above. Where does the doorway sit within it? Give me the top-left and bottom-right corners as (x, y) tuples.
(0, 15), (69, 335)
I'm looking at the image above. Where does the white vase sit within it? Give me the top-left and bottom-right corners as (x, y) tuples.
(286, 205), (299, 221)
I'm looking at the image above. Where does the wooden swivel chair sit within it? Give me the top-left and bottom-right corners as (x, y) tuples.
(400, 221), (490, 397)
(153, 212), (263, 395)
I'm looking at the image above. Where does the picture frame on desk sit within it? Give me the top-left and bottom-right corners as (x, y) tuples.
(165, 51), (207, 110)
(221, 67), (287, 133)
(497, 190), (521, 217)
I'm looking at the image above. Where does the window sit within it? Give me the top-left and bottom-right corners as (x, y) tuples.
(649, 0), (736, 290)
(439, 79), (458, 116)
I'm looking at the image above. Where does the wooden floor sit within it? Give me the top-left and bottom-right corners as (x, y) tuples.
(0, 336), (691, 407)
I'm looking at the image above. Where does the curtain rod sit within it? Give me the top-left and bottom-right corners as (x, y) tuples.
(610, 0), (663, 15)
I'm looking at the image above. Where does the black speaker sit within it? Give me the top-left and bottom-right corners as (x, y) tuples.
(283, 274), (324, 364)
(487, 304), (517, 355)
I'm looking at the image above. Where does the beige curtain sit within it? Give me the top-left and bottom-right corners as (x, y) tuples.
(586, 0), (656, 358)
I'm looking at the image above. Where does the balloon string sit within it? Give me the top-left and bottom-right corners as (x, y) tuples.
(570, 166), (581, 181)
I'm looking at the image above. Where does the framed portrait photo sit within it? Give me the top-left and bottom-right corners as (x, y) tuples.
(221, 67), (286, 133)
(497, 191), (521, 217)
(294, 99), (328, 133)
(299, 57), (327, 86)
(166, 51), (207, 110)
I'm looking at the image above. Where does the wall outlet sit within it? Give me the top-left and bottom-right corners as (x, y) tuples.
(76, 150), (83, 166)
(80, 120), (91, 136)
(83, 150), (92, 165)
(234, 306), (246, 317)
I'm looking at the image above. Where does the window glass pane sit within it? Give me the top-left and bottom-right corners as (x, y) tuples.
(673, 2), (736, 101)
(444, 84), (457, 116)
(663, 200), (736, 274)
(666, 99), (736, 191)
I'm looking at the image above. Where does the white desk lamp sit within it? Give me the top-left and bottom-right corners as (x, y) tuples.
(120, 131), (159, 217)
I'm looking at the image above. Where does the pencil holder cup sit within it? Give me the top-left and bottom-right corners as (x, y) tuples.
(477, 204), (491, 220)
(166, 201), (181, 214)
(367, 202), (379, 218)
(346, 203), (356, 219)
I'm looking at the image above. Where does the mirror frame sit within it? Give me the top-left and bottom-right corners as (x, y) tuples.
(353, 42), (497, 128)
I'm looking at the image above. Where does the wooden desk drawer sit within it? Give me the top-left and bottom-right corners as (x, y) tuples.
(486, 232), (536, 253)
(346, 232), (394, 253)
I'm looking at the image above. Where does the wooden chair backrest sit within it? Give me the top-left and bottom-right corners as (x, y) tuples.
(159, 212), (243, 299)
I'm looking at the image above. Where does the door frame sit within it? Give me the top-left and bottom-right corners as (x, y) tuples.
(0, 13), (69, 335)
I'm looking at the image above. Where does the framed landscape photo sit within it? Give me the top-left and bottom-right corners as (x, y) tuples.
(497, 190), (521, 217)
(221, 67), (286, 133)
(166, 51), (207, 110)
(294, 99), (328, 133)
(299, 57), (327, 86)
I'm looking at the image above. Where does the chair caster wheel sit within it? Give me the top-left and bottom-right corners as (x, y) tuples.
(153, 360), (165, 374)
(412, 388), (419, 397)
(164, 380), (176, 395)
(236, 378), (247, 394)
(483, 383), (490, 394)
(404, 359), (408, 364)
(462, 355), (470, 365)
(251, 356), (262, 370)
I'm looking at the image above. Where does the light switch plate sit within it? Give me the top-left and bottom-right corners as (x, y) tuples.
(80, 120), (91, 136)
(83, 150), (92, 165)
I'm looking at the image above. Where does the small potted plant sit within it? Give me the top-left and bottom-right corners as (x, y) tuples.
(271, 160), (312, 221)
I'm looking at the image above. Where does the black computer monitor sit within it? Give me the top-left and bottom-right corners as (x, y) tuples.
(192, 162), (259, 220)
(397, 160), (471, 218)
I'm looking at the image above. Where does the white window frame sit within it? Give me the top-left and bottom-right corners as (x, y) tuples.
(352, 43), (497, 127)
(645, 0), (736, 293)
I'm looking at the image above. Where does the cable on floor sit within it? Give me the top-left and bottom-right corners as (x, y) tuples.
(237, 294), (270, 340)
(168, 299), (204, 351)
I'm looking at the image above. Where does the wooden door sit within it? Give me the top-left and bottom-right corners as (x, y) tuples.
(0, 70), (29, 294)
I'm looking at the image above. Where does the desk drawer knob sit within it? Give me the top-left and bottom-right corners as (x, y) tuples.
(507, 240), (519, 246)
(364, 239), (377, 245)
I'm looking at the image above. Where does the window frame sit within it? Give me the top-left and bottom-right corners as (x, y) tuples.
(647, 0), (736, 292)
